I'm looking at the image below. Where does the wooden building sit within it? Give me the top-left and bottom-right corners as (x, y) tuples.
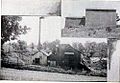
(48, 44), (81, 69)
(31, 50), (51, 66)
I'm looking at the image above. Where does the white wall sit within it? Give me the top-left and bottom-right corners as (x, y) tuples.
(107, 40), (120, 82)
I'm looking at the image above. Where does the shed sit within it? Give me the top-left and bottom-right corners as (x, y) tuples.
(31, 50), (51, 66)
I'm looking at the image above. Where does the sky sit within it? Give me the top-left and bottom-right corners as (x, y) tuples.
(19, 16), (39, 45)
(62, 0), (120, 17)
(2, 0), (60, 15)
(41, 16), (63, 44)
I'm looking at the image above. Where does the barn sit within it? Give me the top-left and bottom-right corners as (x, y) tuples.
(48, 44), (81, 69)
(85, 9), (116, 27)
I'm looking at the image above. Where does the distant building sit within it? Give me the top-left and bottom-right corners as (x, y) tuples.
(31, 50), (51, 66)
(85, 9), (116, 27)
(64, 17), (85, 29)
(58, 44), (81, 69)
(48, 44), (81, 69)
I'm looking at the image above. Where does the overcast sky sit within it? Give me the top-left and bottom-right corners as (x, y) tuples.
(62, 0), (120, 18)
(19, 16), (39, 45)
(2, 0), (60, 15)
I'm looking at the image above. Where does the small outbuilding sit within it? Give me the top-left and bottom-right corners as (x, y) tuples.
(31, 50), (51, 66)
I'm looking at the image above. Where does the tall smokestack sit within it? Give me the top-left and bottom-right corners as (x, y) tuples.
(38, 17), (44, 50)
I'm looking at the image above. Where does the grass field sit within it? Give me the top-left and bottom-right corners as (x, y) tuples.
(0, 67), (107, 81)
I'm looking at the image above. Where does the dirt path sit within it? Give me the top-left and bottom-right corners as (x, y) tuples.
(0, 68), (106, 81)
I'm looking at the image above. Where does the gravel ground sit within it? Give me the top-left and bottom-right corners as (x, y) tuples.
(0, 68), (106, 81)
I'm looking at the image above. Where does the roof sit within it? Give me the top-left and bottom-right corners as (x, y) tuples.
(40, 49), (52, 56)
(86, 9), (116, 12)
(59, 44), (80, 53)
(32, 49), (52, 57)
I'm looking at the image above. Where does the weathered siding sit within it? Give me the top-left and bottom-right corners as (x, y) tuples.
(31, 52), (47, 66)
(85, 9), (116, 27)
(58, 44), (81, 69)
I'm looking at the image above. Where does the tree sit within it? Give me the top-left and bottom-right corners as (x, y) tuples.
(97, 42), (107, 61)
(84, 42), (97, 58)
(78, 43), (85, 53)
(72, 42), (79, 50)
(1, 16), (30, 57)
(30, 43), (35, 51)
(17, 40), (27, 51)
(116, 13), (120, 22)
(44, 39), (60, 54)
(42, 41), (49, 50)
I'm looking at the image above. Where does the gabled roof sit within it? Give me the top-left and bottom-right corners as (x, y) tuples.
(32, 49), (52, 57)
(40, 49), (52, 56)
(59, 44), (80, 53)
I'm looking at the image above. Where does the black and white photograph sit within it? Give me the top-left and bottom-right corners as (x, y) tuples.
(0, 0), (120, 82)
(0, 16), (107, 81)
(61, 0), (120, 38)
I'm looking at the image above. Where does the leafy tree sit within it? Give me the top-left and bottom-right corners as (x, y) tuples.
(42, 41), (49, 50)
(78, 43), (85, 53)
(84, 42), (97, 58)
(72, 42), (78, 50)
(97, 42), (107, 60)
(30, 43), (35, 51)
(11, 42), (20, 51)
(116, 13), (120, 22)
(1, 16), (30, 57)
(17, 40), (27, 51)
(43, 39), (60, 54)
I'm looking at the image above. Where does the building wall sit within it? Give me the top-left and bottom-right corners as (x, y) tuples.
(40, 54), (47, 66)
(65, 17), (85, 28)
(58, 45), (81, 68)
(31, 52), (47, 65)
(85, 10), (116, 27)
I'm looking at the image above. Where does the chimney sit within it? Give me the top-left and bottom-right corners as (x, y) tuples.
(38, 17), (44, 50)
